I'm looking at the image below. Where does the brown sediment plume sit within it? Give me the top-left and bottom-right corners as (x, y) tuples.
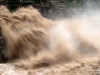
(0, 6), (53, 60)
(0, 5), (99, 69)
(0, 5), (11, 15)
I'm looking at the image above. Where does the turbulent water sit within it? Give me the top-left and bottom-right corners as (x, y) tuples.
(0, 5), (100, 70)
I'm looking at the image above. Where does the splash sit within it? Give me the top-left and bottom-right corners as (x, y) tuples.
(0, 5), (100, 69)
